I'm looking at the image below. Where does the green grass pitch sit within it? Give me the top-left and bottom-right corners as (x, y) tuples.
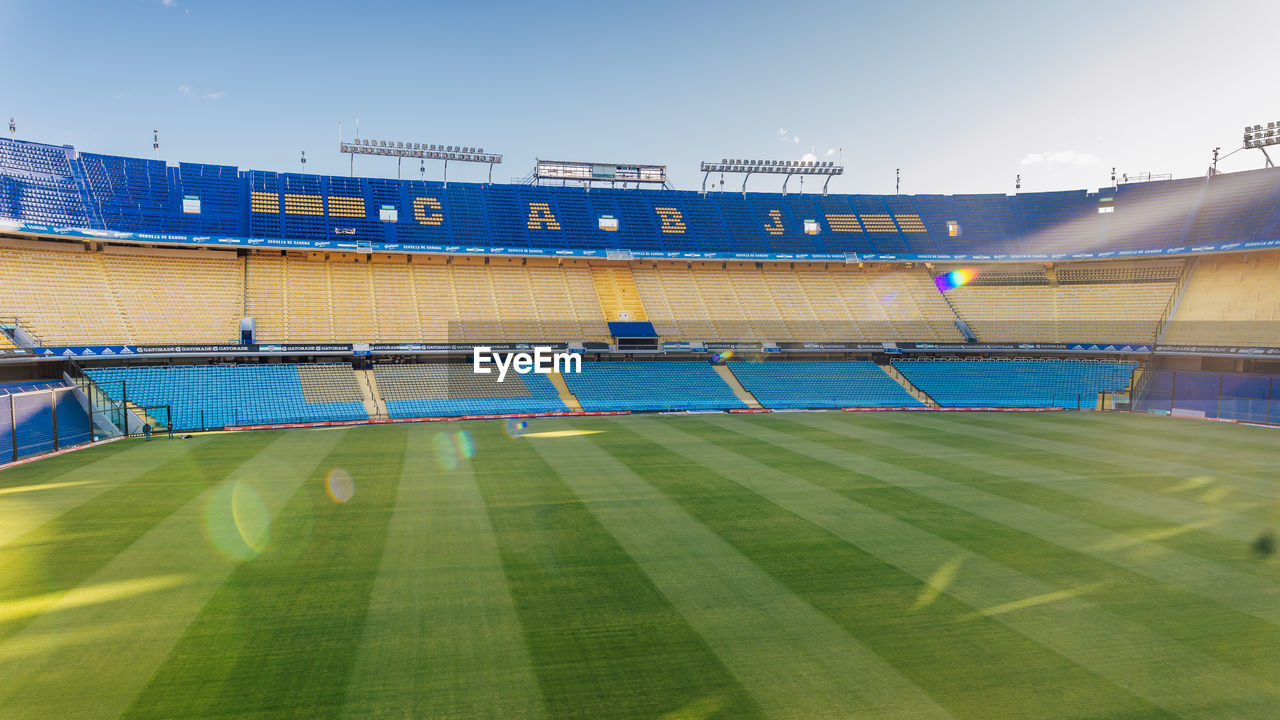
(2, 411), (1279, 719)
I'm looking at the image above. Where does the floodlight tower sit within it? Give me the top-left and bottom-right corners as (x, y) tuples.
(1243, 122), (1280, 167)
(8, 117), (14, 138)
(340, 138), (502, 186)
(152, 130), (159, 160)
(699, 159), (844, 197)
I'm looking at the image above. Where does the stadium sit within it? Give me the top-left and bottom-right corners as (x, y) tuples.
(3, 2), (1280, 718)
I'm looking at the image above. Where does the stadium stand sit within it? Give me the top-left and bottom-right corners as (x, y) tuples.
(4, 136), (1280, 257)
(374, 363), (566, 417)
(563, 361), (746, 411)
(631, 262), (963, 341)
(1161, 250), (1280, 347)
(942, 262), (1180, 343)
(0, 238), (243, 345)
(243, 253), (611, 343)
(892, 359), (1137, 408)
(83, 364), (368, 429)
(727, 360), (923, 408)
(0, 139), (91, 227)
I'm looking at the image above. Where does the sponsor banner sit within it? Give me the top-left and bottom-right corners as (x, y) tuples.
(257, 343), (352, 353)
(22, 340), (1172, 360)
(37, 345), (140, 357)
(727, 408), (773, 413)
(779, 342), (887, 351)
(1155, 344), (1280, 356)
(3, 218), (1277, 264)
(906, 342), (1152, 354)
(133, 344), (252, 354)
(369, 342), (569, 353)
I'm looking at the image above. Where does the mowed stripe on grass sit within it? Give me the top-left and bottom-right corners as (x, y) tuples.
(472, 423), (767, 720)
(592, 419), (1170, 719)
(0, 428), (349, 720)
(343, 425), (547, 720)
(754, 412), (1280, 626)
(0, 437), (194, 546)
(0, 432), (280, 642)
(120, 425), (403, 720)
(528, 419), (954, 720)
(617, 415), (1280, 718)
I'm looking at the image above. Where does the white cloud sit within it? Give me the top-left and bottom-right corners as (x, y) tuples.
(792, 136), (800, 144)
(202, 91), (226, 101)
(1021, 150), (1100, 167)
(161, 0), (177, 6)
(177, 85), (191, 95)
(825, 148), (837, 156)
(800, 152), (817, 163)
(777, 128), (788, 136)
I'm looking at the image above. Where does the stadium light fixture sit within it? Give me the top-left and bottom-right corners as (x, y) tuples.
(340, 137), (503, 185)
(699, 158), (844, 196)
(1243, 121), (1280, 167)
(8, 117), (13, 138)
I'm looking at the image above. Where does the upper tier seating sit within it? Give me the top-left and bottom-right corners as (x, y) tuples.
(0, 140), (89, 227)
(564, 361), (745, 411)
(1161, 250), (1280, 347)
(84, 364), (367, 429)
(728, 360), (923, 408)
(892, 359), (1137, 408)
(374, 363), (566, 417)
(4, 137), (1280, 258)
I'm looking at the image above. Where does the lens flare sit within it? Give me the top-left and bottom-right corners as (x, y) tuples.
(432, 430), (475, 471)
(325, 468), (355, 504)
(204, 480), (271, 562)
(453, 431), (474, 459)
(504, 419), (528, 438)
(711, 350), (734, 363)
(934, 268), (979, 292)
(432, 433), (460, 471)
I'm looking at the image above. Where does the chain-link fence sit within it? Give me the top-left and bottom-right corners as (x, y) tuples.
(1, 386), (96, 463)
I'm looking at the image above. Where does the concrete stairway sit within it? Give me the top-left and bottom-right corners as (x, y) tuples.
(713, 364), (763, 409)
(357, 368), (388, 419)
(548, 371), (584, 412)
(875, 358), (939, 408)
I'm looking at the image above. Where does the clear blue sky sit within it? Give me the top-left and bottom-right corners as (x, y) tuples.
(3, 0), (1276, 194)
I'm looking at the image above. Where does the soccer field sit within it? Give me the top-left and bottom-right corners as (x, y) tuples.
(1, 411), (1279, 719)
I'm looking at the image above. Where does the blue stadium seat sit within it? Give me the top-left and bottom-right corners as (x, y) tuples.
(84, 364), (368, 429)
(729, 360), (922, 408)
(892, 359), (1136, 408)
(564, 361), (745, 411)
